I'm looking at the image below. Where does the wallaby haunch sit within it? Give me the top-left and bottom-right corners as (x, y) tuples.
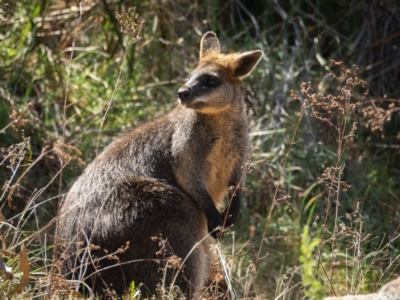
(57, 32), (263, 298)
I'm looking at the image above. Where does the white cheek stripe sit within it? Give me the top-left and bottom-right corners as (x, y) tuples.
(191, 96), (207, 105)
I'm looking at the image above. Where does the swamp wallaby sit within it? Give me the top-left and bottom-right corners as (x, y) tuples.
(57, 31), (263, 298)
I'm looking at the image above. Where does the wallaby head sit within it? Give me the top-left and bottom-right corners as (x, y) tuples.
(178, 31), (263, 114)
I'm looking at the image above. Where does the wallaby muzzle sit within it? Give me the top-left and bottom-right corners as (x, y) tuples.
(178, 86), (193, 103)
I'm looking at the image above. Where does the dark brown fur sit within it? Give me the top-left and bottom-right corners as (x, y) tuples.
(57, 32), (262, 298)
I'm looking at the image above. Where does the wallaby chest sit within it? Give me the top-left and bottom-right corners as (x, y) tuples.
(204, 115), (248, 208)
(171, 107), (248, 208)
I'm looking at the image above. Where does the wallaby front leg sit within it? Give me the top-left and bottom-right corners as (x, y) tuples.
(222, 167), (245, 228)
(192, 187), (224, 238)
(223, 186), (241, 228)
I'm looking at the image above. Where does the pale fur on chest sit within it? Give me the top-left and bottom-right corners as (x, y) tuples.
(205, 136), (240, 209)
(204, 107), (248, 209)
(170, 106), (247, 210)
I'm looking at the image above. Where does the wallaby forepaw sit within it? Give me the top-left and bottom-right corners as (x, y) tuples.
(210, 226), (223, 239)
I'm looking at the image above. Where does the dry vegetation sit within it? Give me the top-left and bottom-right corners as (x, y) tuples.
(0, 0), (399, 299)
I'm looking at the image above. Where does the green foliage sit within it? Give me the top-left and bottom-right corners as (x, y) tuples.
(122, 281), (141, 300)
(300, 225), (325, 299)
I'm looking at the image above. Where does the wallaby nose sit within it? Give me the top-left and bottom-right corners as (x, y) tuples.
(178, 87), (191, 101)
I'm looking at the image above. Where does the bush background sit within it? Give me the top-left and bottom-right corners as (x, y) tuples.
(0, 0), (399, 298)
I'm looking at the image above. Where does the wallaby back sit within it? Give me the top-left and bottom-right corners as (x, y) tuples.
(57, 31), (263, 298)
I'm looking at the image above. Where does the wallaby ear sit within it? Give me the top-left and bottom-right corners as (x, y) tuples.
(200, 31), (220, 59)
(232, 50), (263, 78)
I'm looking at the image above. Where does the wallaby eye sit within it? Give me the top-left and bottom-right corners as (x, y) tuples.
(204, 76), (219, 87)
(207, 77), (216, 84)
